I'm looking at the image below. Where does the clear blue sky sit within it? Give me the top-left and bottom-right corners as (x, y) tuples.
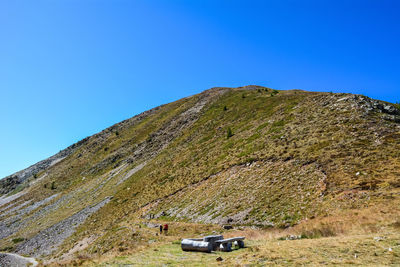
(0, 0), (399, 178)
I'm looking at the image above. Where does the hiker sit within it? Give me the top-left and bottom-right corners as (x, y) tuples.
(163, 223), (168, 235)
(159, 224), (163, 234)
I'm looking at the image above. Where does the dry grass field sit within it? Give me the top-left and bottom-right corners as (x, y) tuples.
(48, 200), (400, 266)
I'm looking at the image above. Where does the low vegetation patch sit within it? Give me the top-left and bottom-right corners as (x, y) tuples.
(11, 237), (25, 244)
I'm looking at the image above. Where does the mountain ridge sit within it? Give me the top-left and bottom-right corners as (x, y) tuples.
(0, 85), (399, 264)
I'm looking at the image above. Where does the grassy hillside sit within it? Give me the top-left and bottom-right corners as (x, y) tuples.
(0, 85), (399, 265)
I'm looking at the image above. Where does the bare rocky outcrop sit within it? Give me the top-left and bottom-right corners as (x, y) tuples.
(16, 198), (110, 257)
(336, 94), (400, 122)
(0, 194), (59, 240)
(0, 253), (38, 267)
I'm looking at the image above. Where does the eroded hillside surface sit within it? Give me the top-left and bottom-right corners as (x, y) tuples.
(0, 86), (399, 264)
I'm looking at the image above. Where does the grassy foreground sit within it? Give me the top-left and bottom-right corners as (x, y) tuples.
(86, 230), (400, 266)
(56, 204), (400, 266)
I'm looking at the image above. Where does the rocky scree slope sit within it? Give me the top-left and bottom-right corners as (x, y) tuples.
(0, 86), (399, 261)
(0, 88), (226, 258)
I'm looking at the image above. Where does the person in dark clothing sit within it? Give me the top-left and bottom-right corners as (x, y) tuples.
(159, 225), (163, 234)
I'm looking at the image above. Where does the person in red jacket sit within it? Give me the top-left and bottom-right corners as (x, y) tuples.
(163, 224), (168, 235)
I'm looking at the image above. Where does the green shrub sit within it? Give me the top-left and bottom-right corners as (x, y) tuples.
(12, 237), (25, 243)
(271, 90), (279, 97)
(226, 127), (234, 139)
(223, 105), (228, 111)
(2, 246), (14, 252)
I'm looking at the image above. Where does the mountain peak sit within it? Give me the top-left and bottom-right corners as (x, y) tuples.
(0, 86), (399, 264)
